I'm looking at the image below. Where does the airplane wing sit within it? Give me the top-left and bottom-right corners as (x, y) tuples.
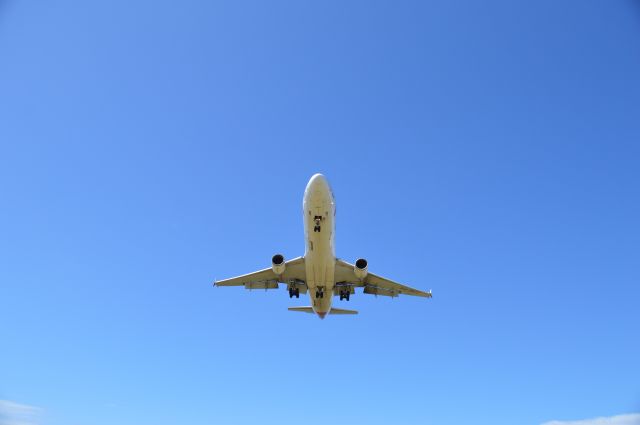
(334, 259), (432, 298)
(214, 256), (306, 291)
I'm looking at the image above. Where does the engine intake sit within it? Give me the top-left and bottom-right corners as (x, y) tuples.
(272, 254), (285, 275)
(354, 258), (368, 280)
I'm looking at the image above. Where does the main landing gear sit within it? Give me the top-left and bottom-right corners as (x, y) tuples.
(288, 288), (300, 298)
(313, 216), (322, 232)
(339, 290), (350, 301)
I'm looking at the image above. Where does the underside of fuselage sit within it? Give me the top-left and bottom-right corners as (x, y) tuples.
(303, 174), (336, 319)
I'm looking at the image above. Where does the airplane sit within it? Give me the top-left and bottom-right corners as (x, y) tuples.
(214, 173), (432, 319)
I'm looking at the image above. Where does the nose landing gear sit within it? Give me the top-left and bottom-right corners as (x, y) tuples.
(315, 287), (325, 299)
(313, 216), (322, 232)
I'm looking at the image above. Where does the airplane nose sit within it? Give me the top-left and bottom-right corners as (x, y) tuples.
(307, 173), (329, 193)
(317, 312), (327, 319)
(310, 173), (326, 185)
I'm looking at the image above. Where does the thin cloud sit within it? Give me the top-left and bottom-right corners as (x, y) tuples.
(0, 400), (41, 425)
(542, 413), (640, 425)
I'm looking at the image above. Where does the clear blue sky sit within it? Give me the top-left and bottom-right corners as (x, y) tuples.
(1, 1), (639, 425)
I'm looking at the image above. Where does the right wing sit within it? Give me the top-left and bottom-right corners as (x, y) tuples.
(334, 259), (432, 298)
(214, 256), (306, 291)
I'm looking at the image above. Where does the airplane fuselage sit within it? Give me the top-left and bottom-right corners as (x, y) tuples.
(303, 174), (336, 318)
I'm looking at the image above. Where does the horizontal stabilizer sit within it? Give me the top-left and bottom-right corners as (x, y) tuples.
(287, 307), (358, 315)
(288, 307), (315, 314)
(328, 308), (358, 315)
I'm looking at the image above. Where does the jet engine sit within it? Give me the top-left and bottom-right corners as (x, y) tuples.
(272, 254), (285, 275)
(354, 258), (368, 280)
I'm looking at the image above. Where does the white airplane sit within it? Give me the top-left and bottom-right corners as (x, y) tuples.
(214, 173), (432, 319)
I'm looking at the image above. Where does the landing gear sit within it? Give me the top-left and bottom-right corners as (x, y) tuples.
(288, 287), (300, 298)
(339, 290), (350, 301)
(315, 288), (324, 299)
(313, 216), (322, 232)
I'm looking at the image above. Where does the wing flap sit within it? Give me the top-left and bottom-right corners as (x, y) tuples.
(244, 280), (279, 290)
(363, 285), (398, 298)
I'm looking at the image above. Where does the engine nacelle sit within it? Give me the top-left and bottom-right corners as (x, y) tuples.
(354, 258), (368, 280)
(272, 254), (285, 275)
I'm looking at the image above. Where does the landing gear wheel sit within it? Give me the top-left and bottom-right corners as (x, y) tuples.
(313, 216), (322, 232)
(288, 288), (294, 298)
(295, 288), (300, 298)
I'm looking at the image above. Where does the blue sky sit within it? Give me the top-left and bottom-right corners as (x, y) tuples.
(1, 1), (639, 425)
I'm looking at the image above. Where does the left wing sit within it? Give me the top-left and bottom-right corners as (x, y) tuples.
(214, 257), (306, 291)
(334, 259), (432, 298)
